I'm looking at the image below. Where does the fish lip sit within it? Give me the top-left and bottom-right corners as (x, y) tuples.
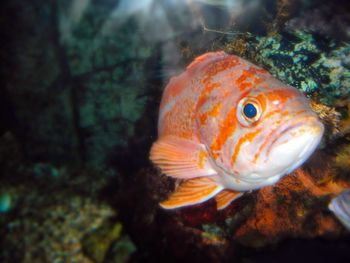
(265, 122), (304, 156)
(264, 116), (324, 161)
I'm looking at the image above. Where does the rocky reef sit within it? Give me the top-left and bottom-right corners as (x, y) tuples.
(1, 0), (350, 262)
(116, 153), (350, 262)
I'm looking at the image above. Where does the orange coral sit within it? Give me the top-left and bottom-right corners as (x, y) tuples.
(169, 152), (350, 248)
(233, 164), (349, 247)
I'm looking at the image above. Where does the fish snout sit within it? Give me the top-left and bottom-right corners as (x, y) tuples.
(264, 115), (324, 174)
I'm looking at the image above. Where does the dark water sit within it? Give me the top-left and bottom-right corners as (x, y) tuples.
(0, 0), (350, 262)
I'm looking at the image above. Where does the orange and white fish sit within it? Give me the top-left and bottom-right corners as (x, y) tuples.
(150, 51), (324, 210)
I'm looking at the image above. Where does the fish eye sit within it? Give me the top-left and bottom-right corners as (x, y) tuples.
(243, 103), (257, 119)
(237, 98), (262, 126)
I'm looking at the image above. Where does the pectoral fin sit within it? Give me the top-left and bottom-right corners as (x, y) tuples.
(160, 177), (223, 209)
(215, 190), (243, 210)
(150, 135), (216, 179)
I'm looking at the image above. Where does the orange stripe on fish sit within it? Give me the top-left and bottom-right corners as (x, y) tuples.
(231, 128), (262, 166)
(210, 106), (237, 159)
(209, 88), (255, 158)
(235, 70), (254, 85)
(253, 94), (267, 114)
(198, 102), (222, 125)
(239, 82), (252, 91)
(253, 77), (264, 86)
(265, 88), (297, 104)
(235, 69), (258, 91)
(202, 56), (240, 84)
(196, 82), (220, 110)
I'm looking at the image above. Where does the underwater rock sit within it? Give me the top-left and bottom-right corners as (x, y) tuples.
(233, 166), (349, 247)
(116, 167), (238, 262)
(1, 0), (153, 167)
(223, 31), (350, 105)
(309, 100), (341, 141)
(82, 221), (123, 263)
(0, 166), (118, 263)
(175, 153), (349, 248)
(339, 101), (350, 136)
(286, 1), (350, 42)
(2, 196), (114, 262)
(333, 101), (350, 173)
(268, 0), (299, 33)
(335, 144), (350, 173)
(117, 151), (350, 261)
(0, 1), (78, 163)
(107, 236), (136, 263)
(32, 162), (61, 178)
(0, 132), (22, 179)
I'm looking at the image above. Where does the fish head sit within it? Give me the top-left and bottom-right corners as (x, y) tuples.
(217, 79), (324, 188)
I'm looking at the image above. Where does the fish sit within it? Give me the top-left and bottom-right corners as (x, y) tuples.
(150, 51), (324, 210)
(329, 189), (350, 230)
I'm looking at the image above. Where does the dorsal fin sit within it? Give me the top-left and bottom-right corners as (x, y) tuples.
(186, 51), (228, 73)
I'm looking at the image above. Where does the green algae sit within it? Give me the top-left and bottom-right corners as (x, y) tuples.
(225, 31), (350, 105)
(82, 221), (123, 263)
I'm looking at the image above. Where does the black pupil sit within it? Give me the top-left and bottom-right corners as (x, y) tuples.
(243, 103), (257, 119)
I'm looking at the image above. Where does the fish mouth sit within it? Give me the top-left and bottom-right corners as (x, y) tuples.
(262, 115), (324, 173)
(266, 116), (323, 157)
